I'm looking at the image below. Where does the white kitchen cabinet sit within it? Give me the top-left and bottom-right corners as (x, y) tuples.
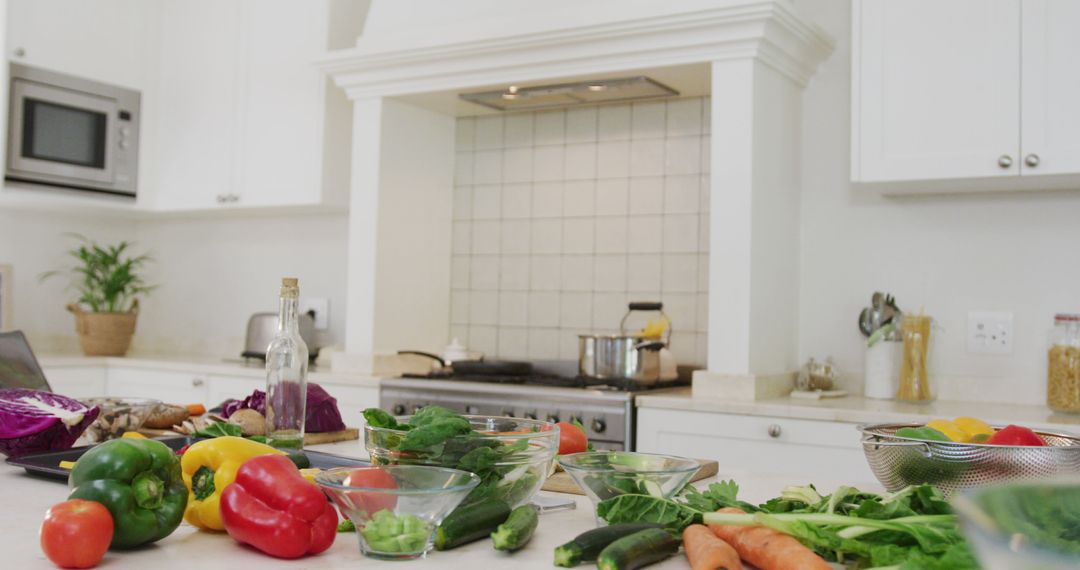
(43, 366), (108, 399)
(319, 383), (379, 431)
(106, 367), (210, 404)
(636, 408), (875, 482)
(1020, 0), (1080, 176)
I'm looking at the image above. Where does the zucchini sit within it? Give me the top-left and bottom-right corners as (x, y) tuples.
(553, 523), (661, 567)
(285, 450), (311, 469)
(434, 498), (511, 550)
(596, 528), (680, 570)
(491, 505), (539, 551)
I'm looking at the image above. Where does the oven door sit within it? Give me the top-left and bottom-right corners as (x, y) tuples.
(7, 79), (119, 189)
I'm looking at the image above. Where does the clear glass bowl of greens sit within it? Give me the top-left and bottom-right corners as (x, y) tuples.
(316, 465), (479, 560)
(559, 451), (700, 522)
(952, 479), (1080, 570)
(363, 407), (559, 508)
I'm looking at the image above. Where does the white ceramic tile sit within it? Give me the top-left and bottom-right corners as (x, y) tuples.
(500, 255), (530, 290)
(696, 292), (709, 333)
(592, 292), (628, 329)
(528, 292), (560, 327)
(666, 98), (703, 137)
(698, 253), (709, 291)
(700, 138), (711, 174)
(471, 220), (500, 254)
(530, 219), (562, 254)
(595, 179), (629, 216)
(450, 291), (469, 323)
(698, 214), (710, 252)
(665, 136), (701, 175)
(470, 255), (500, 290)
(501, 221), (531, 254)
(534, 111), (565, 145)
(451, 256), (470, 289)
(562, 181), (596, 218)
(502, 148), (532, 183)
(498, 292), (529, 327)
(502, 183), (531, 219)
(631, 101), (666, 139)
(469, 291), (498, 324)
(595, 217), (628, 254)
(559, 292), (593, 328)
(474, 116), (504, 150)
(497, 326), (528, 358)
(562, 218), (595, 254)
(663, 214), (699, 253)
(527, 328), (560, 359)
(670, 331), (699, 366)
(473, 150), (503, 184)
(468, 325), (497, 354)
(561, 255), (594, 291)
(455, 117), (475, 151)
(596, 141), (629, 179)
(533, 146), (565, 182)
(531, 182), (563, 218)
(564, 143), (597, 180)
(699, 175), (710, 213)
(559, 330), (581, 359)
(530, 255), (561, 291)
(662, 292), (697, 333)
(662, 253), (698, 293)
(454, 152), (474, 185)
(565, 107), (598, 143)
(452, 185), (472, 220)
(702, 97), (712, 134)
(593, 255), (627, 292)
(630, 139), (665, 177)
(504, 114), (534, 148)
(628, 177), (664, 215)
(664, 175), (700, 214)
(597, 104), (631, 141)
(627, 215), (662, 253)
(626, 254), (662, 293)
(452, 221), (472, 255)
(472, 184), (501, 220)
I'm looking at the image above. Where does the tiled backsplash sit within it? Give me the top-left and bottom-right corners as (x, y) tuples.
(451, 97), (710, 366)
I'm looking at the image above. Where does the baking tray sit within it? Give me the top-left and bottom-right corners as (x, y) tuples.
(5, 436), (369, 482)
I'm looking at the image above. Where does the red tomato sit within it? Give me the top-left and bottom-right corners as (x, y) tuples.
(342, 468), (398, 515)
(40, 499), (113, 569)
(556, 421), (589, 455)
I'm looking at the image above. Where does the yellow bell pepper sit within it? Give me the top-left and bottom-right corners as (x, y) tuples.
(953, 417), (994, 440)
(122, 431), (147, 439)
(926, 419), (971, 443)
(180, 436), (285, 530)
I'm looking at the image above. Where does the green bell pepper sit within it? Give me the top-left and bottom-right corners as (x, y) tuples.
(895, 426), (952, 442)
(68, 438), (188, 548)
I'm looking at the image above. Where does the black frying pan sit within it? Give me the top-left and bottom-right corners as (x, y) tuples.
(397, 351), (532, 376)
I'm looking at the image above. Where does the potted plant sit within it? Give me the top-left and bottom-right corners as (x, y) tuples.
(42, 236), (154, 356)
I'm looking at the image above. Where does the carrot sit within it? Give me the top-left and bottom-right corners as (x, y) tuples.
(186, 403), (206, 416)
(708, 508), (830, 570)
(683, 524), (743, 570)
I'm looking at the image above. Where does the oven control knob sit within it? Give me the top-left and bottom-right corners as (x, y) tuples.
(524, 411), (537, 420)
(501, 409), (515, 418)
(466, 405), (480, 415)
(591, 418), (607, 433)
(546, 414), (560, 423)
(392, 404), (406, 415)
(569, 415), (582, 425)
(412, 405), (424, 414)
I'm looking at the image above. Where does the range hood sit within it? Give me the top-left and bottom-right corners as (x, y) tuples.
(459, 76), (678, 112)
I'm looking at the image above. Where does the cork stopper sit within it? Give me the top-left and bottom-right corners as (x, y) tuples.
(282, 277), (298, 288)
(280, 277), (299, 298)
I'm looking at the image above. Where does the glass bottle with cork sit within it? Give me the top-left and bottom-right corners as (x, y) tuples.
(265, 277), (308, 449)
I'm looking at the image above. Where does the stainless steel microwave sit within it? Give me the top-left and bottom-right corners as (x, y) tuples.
(6, 63), (140, 197)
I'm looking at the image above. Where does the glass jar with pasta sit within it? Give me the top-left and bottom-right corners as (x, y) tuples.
(1048, 313), (1080, 413)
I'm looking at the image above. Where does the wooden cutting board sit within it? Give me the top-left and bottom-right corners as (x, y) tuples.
(541, 459), (720, 495)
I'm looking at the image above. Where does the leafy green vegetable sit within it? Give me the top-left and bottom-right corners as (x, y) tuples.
(398, 417), (471, 452)
(595, 494), (702, 531)
(363, 408), (400, 429)
(193, 422), (244, 438)
(972, 483), (1080, 555)
(337, 519), (355, 533)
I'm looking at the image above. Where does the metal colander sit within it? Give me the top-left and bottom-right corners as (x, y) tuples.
(859, 422), (1080, 496)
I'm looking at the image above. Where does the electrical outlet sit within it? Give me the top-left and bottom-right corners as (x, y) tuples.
(300, 298), (329, 331)
(967, 311), (1013, 354)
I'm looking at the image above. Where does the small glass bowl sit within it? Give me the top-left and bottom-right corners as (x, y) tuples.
(559, 451), (700, 522)
(316, 465), (479, 560)
(80, 397), (162, 443)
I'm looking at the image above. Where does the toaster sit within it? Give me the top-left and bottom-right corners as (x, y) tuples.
(241, 311), (320, 361)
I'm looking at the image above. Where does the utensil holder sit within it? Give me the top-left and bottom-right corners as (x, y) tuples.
(864, 340), (900, 399)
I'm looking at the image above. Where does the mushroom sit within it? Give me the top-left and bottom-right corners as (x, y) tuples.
(227, 408), (266, 436)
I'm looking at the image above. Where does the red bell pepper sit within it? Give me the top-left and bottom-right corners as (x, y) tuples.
(220, 454), (338, 559)
(986, 424), (1046, 446)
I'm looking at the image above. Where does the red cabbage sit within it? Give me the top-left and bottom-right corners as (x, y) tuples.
(221, 383), (345, 433)
(0, 389), (100, 457)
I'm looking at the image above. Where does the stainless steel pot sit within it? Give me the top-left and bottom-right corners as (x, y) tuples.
(578, 302), (675, 385)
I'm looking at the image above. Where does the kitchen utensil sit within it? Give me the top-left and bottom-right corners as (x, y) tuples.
(241, 311), (320, 361)
(543, 458), (718, 495)
(858, 422), (1080, 496)
(81, 396), (161, 443)
(558, 451), (701, 523)
(858, 307), (874, 337)
(440, 337), (480, 364)
(578, 302), (676, 384)
(395, 351), (533, 376)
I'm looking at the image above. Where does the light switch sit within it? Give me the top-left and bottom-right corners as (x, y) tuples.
(967, 311), (1013, 354)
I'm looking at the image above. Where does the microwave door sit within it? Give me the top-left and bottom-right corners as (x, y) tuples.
(7, 79), (117, 186)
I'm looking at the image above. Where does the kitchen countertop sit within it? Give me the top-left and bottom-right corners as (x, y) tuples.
(2, 439), (875, 569)
(636, 388), (1080, 432)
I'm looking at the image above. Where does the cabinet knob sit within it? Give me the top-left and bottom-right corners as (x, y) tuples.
(1024, 154), (1040, 168)
(997, 155), (1013, 169)
(216, 194), (227, 204)
(230, 194), (240, 203)
(392, 404), (406, 415)
(13, 47), (25, 57)
(767, 424), (782, 438)
(591, 418), (607, 433)
(192, 378), (205, 387)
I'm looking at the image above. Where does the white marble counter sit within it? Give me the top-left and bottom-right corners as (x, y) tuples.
(636, 388), (1080, 433)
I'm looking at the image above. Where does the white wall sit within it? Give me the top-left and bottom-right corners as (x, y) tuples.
(796, 0), (1080, 404)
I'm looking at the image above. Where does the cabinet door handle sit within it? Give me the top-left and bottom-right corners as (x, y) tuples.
(192, 378), (205, 387)
(1024, 154), (1040, 168)
(216, 194), (227, 204)
(997, 155), (1013, 169)
(767, 424), (782, 438)
(230, 194), (240, 203)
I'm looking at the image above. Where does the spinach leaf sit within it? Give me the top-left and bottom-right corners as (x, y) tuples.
(363, 408), (399, 429)
(596, 494), (702, 531)
(193, 422), (244, 438)
(398, 416), (471, 452)
(407, 405), (461, 427)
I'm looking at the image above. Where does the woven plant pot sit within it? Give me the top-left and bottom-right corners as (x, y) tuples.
(67, 300), (138, 356)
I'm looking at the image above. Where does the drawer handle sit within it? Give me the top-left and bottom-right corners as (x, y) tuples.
(192, 378), (205, 387)
(767, 424), (782, 438)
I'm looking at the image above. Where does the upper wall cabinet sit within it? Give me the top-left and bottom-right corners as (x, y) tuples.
(851, 0), (1080, 190)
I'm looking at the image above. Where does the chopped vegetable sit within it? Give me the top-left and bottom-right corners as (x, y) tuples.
(986, 424), (1045, 446)
(554, 523), (662, 567)
(596, 527), (680, 570)
(361, 510), (430, 553)
(682, 523), (743, 570)
(708, 507), (830, 570)
(59, 460), (76, 470)
(186, 403), (206, 416)
(435, 497), (511, 550)
(120, 431), (146, 439)
(337, 519), (355, 533)
(491, 504), (539, 551)
(0, 389), (99, 457)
